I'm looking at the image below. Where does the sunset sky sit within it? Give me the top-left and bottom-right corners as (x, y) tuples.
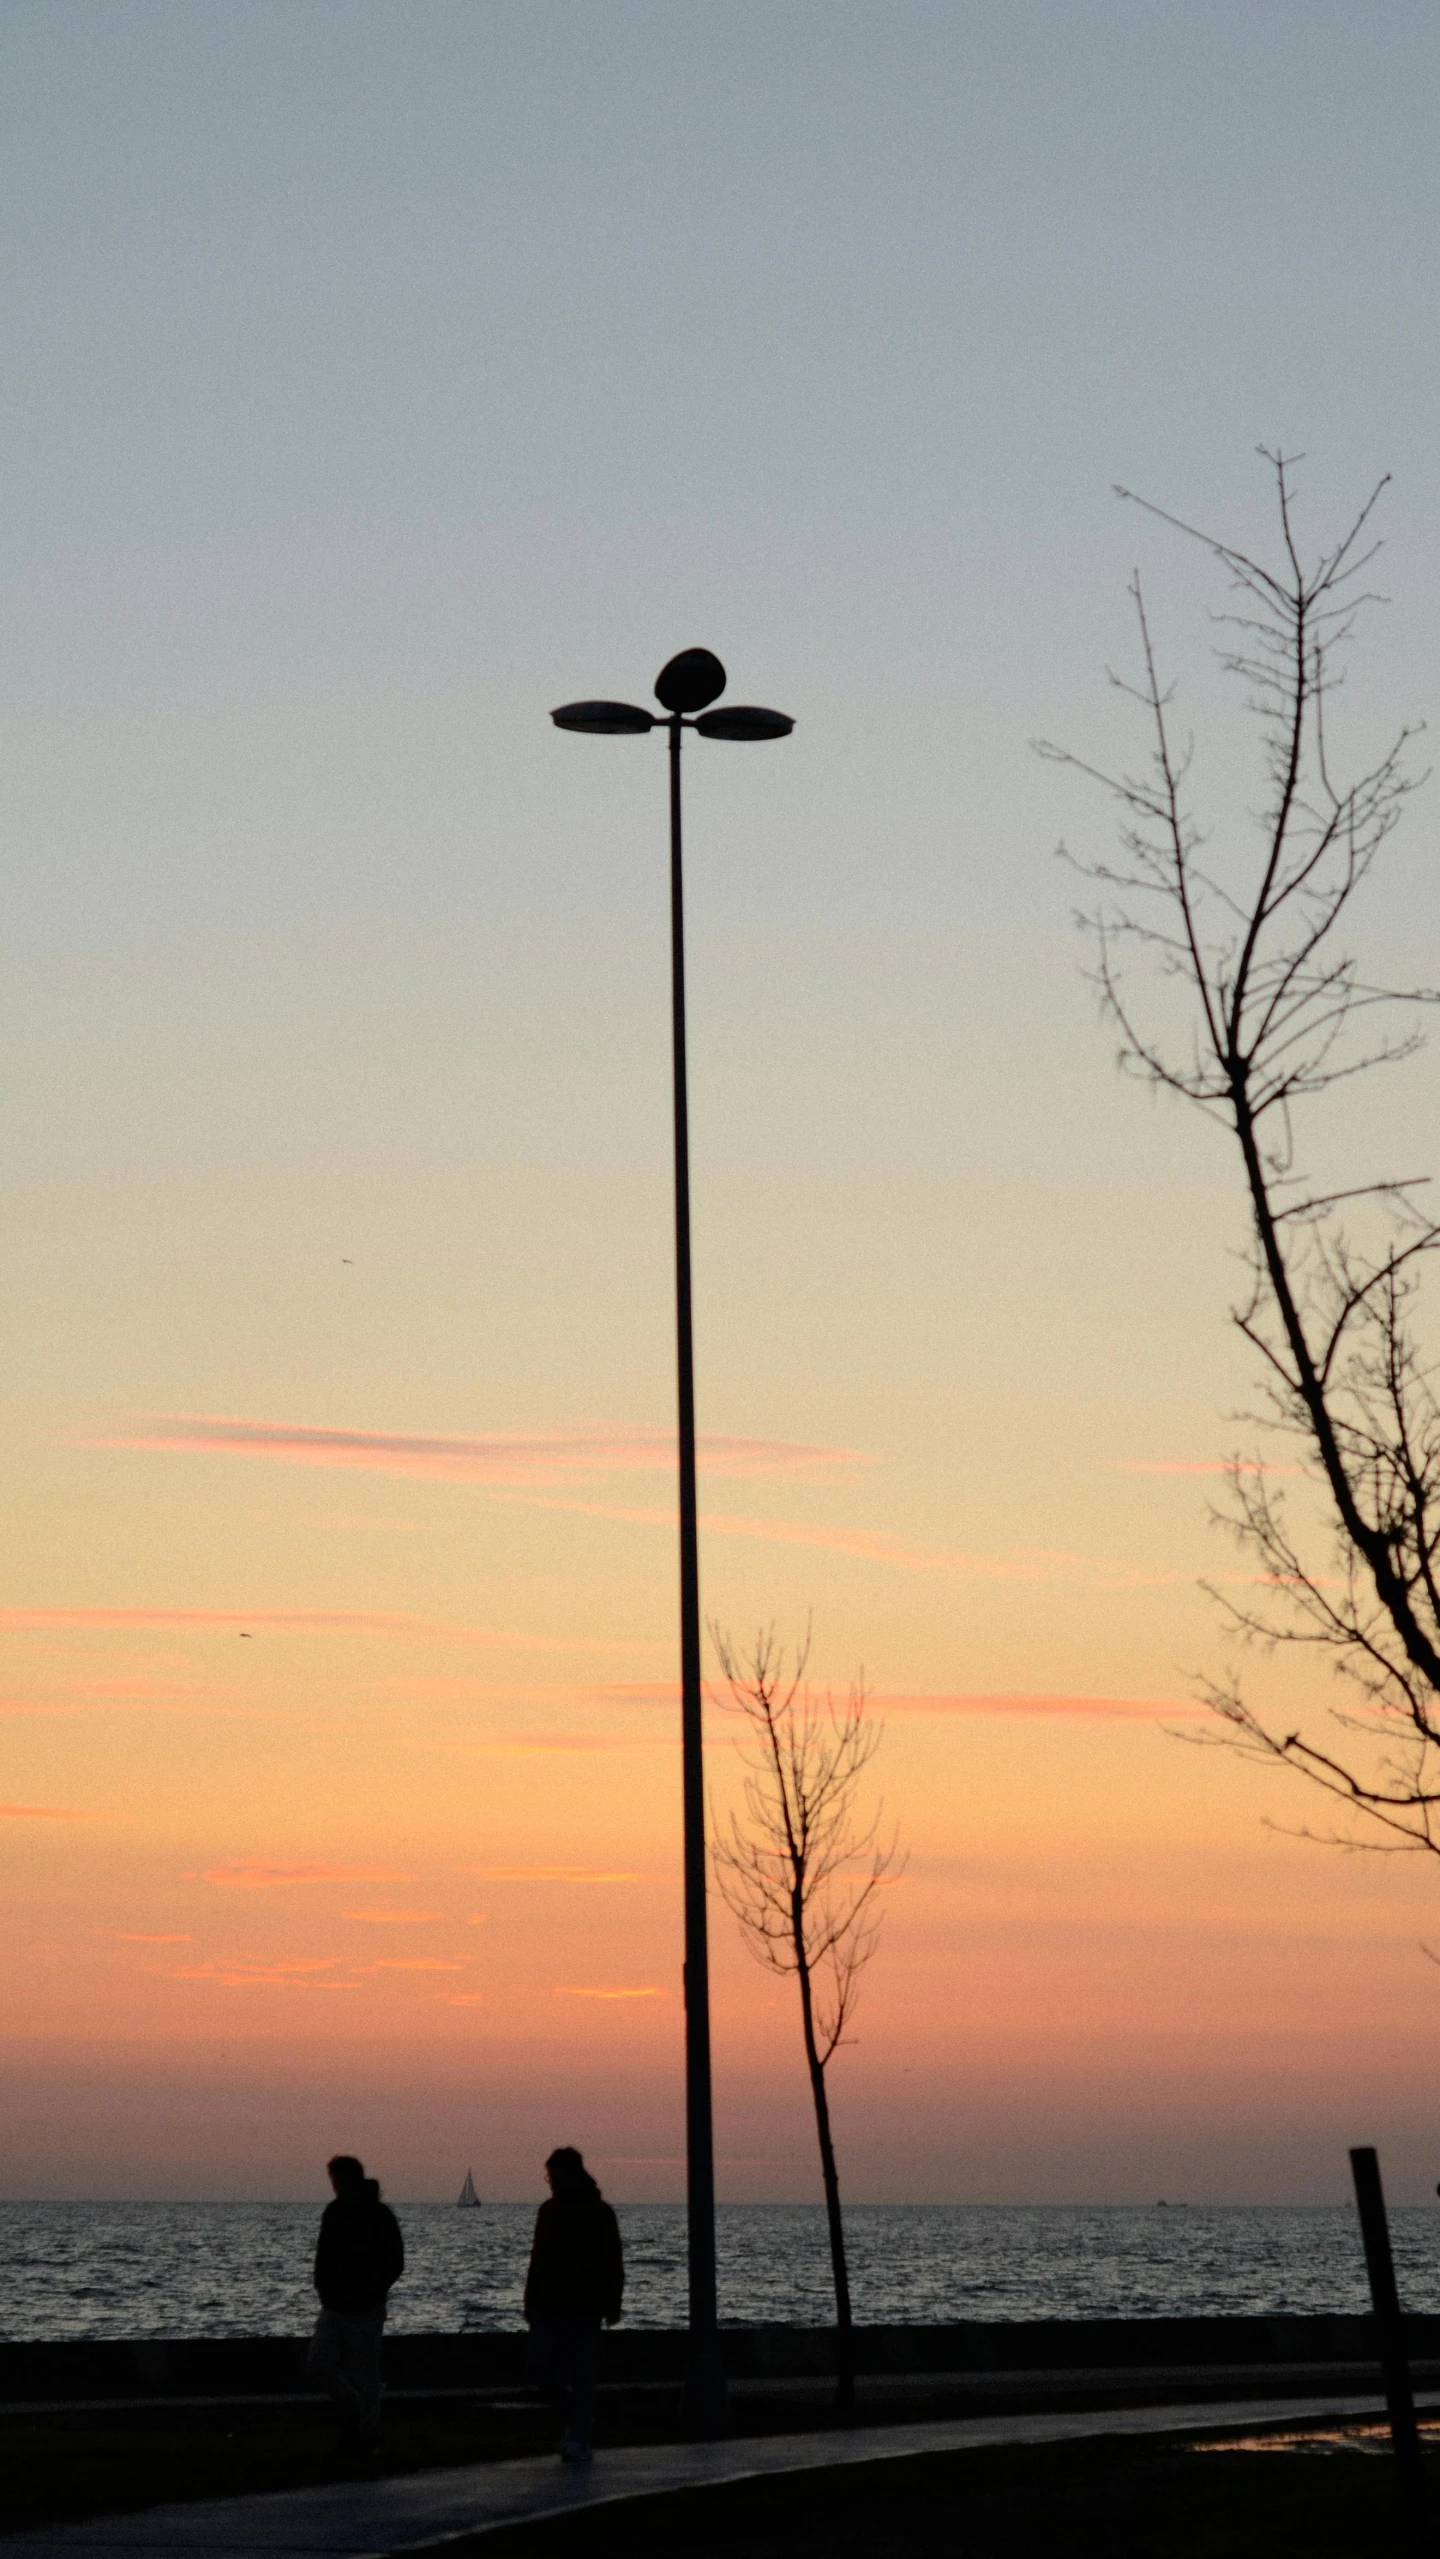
(7, 0), (1440, 2205)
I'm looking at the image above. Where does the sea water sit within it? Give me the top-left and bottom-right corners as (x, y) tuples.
(3, 2202), (1438, 2342)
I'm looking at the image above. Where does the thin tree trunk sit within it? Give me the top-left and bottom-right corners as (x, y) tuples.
(1230, 1076), (1440, 1693)
(796, 1949), (855, 2417)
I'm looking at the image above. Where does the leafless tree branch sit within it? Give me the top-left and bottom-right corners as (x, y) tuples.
(1043, 451), (1440, 1855)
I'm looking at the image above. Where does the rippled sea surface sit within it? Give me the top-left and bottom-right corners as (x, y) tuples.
(4, 2203), (1439, 2341)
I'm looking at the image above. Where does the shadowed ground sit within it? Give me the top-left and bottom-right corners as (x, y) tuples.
(3, 2396), (1437, 2557)
(461, 2435), (1440, 2559)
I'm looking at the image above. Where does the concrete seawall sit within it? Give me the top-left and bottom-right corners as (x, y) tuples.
(2, 2314), (1434, 2404)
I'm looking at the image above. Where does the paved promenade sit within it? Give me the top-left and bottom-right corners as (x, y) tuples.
(4, 2390), (1429, 2558)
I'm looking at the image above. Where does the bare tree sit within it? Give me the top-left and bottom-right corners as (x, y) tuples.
(1039, 449), (1440, 1853)
(711, 1624), (901, 2416)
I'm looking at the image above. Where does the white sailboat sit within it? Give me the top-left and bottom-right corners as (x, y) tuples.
(457, 2168), (481, 2208)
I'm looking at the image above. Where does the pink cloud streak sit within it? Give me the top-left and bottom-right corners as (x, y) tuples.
(0, 1802), (98, 1819)
(405, 1679), (1190, 1729)
(702, 1515), (1084, 1578)
(423, 1681), (1202, 1728)
(170, 1958), (359, 1990)
(363, 1957), (468, 1972)
(486, 1489), (1085, 1582)
(556, 1985), (664, 2000)
(343, 1907), (441, 1924)
(0, 1605), (628, 1651)
(459, 1731), (660, 1755)
(101, 1414), (865, 1484)
(462, 1866), (643, 1883)
(415, 1677), (1191, 1725)
(872, 1691), (1206, 1722)
(200, 1862), (415, 1890)
(82, 1414), (1100, 1586)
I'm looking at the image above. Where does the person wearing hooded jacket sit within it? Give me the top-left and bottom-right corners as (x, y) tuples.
(523, 2146), (624, 2463)
(308, 2154), (404, 2448)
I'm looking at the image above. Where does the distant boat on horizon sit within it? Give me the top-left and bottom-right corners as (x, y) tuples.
(457, 2169), (481, 2208)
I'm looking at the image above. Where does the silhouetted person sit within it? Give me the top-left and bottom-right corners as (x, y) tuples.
(523, 2146), (624, 2463)
(308, 2154), (405, 2451)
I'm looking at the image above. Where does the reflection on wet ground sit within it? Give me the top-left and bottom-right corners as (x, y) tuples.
(1196, 2418), (1440, 2456)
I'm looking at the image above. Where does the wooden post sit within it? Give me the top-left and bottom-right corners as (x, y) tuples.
(1350, 2145), (1427, 2547)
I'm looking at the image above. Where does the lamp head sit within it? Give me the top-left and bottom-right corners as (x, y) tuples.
(654, 649), (726, 715)
(693, 706), (794, 742)
(551, 700), (656, 734)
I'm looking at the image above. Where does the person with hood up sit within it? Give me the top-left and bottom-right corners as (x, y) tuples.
(523, 2145), (624, 2463)
(309, 2153), (405, 2450)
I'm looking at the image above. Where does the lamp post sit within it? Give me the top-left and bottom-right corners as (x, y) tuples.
(552, 650), (793, 2433)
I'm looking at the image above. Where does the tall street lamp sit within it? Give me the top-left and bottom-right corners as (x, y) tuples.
(552, 650), (793, 2433)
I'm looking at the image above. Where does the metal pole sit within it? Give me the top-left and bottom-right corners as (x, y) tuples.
(667, 714), (726, 2435)
(1350, 2146), (1427, 2547)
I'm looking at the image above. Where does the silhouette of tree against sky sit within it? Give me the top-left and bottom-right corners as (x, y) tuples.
(710, 1624), (901, 2417)
(1040, 451), (1440, 1855)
